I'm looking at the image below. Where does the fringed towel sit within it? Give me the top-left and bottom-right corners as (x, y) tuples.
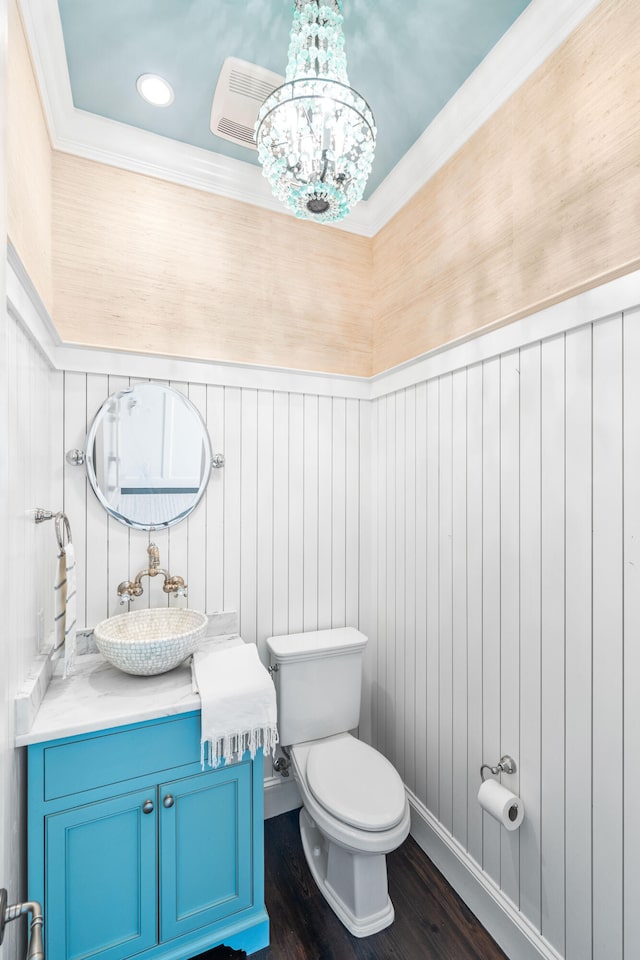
(63, 542), (77, 678)
(53, 550), (67, 652)
(192, 642), (278, 769)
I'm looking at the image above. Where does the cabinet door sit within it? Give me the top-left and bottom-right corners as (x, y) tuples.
(46, 788), (158, 960)
(159, 761), (252, 942)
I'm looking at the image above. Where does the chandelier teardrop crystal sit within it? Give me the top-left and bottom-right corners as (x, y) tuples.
(255, 0), (376, 224)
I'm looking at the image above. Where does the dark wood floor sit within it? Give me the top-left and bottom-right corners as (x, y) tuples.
(203, 808), (508, 960)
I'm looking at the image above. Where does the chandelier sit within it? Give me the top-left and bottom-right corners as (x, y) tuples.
(255, 1), (376, 224)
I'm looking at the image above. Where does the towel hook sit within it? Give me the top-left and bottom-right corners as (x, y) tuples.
(35, 508), (73, 550)
(54, 512), (72, 550)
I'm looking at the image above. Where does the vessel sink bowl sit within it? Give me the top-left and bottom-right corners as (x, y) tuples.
(94, 608), (208, 676)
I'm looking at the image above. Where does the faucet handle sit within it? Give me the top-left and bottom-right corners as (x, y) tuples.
(117, 580), (137, 603)
(164, 575), (187, 597)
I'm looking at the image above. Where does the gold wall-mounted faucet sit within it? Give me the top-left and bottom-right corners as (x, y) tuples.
(117, 543), (187, 604)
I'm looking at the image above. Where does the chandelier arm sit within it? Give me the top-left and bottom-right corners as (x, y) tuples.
(319, 151), (329, 183)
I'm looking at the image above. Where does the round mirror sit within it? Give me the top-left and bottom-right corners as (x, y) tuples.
(86, 383), (212, 530)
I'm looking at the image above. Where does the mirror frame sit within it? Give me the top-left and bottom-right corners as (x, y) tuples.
(85, 382), (213, 531)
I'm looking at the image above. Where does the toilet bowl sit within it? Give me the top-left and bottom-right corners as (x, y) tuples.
(290, 734), (410, 937)
(265, 628), (410, 938)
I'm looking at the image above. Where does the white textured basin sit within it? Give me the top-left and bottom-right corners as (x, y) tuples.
(94, 608), (208, 676)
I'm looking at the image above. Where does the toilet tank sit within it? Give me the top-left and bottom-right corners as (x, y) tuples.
(266, 628), (367, 746)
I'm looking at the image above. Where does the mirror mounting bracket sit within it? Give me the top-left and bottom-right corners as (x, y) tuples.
(211, 453), (225, 469)
(66, 448), (86, 466)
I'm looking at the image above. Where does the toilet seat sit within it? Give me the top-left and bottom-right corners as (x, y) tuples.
(306, 737), (406, 832)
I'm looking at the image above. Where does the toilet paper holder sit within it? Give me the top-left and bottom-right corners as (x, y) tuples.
(480, 755), (517, 781)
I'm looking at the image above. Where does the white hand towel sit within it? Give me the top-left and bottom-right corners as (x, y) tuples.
(192, 642), (278, 769)
(53, 550), (67, 651)
(63, 542), (77, 678)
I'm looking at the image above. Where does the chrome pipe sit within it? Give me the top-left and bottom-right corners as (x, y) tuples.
(0, 890), (45, 960)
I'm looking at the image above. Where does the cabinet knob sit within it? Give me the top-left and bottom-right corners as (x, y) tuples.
(142, 800), (154, 814)
(163, 794), (175, 809)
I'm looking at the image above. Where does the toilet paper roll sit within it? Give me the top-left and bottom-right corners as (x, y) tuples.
(477, 778), (524, 831)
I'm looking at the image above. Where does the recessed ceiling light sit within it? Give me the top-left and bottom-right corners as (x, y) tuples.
(136, 73), (174, 107)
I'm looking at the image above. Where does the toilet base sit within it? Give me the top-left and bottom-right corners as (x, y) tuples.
(298, 807), (395, 938)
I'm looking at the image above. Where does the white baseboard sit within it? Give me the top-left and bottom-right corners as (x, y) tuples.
(407, 790), (563, 960)
(264, 774), (301, 820)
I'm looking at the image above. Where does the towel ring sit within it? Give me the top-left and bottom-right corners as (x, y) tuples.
(54, 512), (72, 550)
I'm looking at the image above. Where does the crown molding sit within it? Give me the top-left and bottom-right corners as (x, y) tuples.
(20, 0), (602, 238)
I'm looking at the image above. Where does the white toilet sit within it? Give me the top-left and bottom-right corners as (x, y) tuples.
(266, 627), (410, 938)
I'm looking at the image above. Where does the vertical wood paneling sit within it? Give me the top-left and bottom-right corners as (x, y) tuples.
(168, 381), (190, 611)
(206, 385), (225, 613)
(592, 317), (623, 960)
(540, 335), (566, 953)
(317, 396), (332, 632)
(414, 383), (428, 804)
(623, 308), (640, 960)
(358, 398), (375, 746)
(223, 387), (242, 619)
(394, 391), (406, 778)
(518, 341), (542, 930)
(403, 387), (417, 794)
(288, 394), (304, 635)
(240, 389), (258, 643)
(345, 399), (360, 629)
(385, 393), (396, 763)
(271, 392), (289, 637)
(2, 312), (60, 960)
(52, 296), (640, 960)
(143, 379), (169, 609)
(438, 374), (453, 834)
(481, 357), (501, 885)
(499, 350), (520, 906)
(375, 396), (387, 753)
(331, 398), (347, 629)
(303, 395), (319, 633)
(106, 376), (130, 618)
(63, 372), (87, 628)
(185, 384), (207, 614)
(564, 325), (593, 960)
(425, 379), (439, 817)
(64, 377), (363, 661)
(84, 375), (109, 628)
(256, 390), (274, 650)
(451, 368), (468, 848)
(466, 362), (483, 868)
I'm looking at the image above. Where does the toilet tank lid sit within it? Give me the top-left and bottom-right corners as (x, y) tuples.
(266, 627), (367, 663)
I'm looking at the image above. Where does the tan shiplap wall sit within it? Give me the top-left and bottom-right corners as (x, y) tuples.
(7, 0), (52, 313)
(52, 154), (373, 376)
(372, 0), (640, 374)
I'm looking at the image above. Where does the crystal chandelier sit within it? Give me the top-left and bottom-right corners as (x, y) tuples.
(255, 1), (376, 224)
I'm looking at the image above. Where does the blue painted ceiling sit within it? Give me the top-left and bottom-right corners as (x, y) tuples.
(57, 0), (532, 198)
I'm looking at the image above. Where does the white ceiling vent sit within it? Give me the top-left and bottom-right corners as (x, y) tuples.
(210, 57), (283, 151)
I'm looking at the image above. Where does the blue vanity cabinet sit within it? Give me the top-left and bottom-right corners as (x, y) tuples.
(45, 787), (159, 960)
(159, 765), (252, 941)
(27, 712), (269, 960)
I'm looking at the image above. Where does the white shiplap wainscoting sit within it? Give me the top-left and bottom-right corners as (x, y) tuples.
(1, 292), (62, 957)
(62, 376), (367, 645)
(369, 308), (640, 960)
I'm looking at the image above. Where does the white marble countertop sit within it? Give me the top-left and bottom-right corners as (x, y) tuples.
(16, 633), (242, 748)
